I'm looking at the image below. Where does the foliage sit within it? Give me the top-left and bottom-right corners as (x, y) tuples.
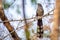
(2, 0), (15, 9)
(31, 0), (37, 5)
(16, 9), (21, 14)
(16, 5), (21, 14)
(3, 3), (11, 9)
(48, 0), (50, 2)
(25, 29), (30, 40)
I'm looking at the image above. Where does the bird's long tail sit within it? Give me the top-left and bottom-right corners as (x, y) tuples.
(37, 19), (43, 38)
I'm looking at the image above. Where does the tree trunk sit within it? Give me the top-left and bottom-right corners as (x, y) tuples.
(0, 0), (20, 40)
(50, 0), (60, 40)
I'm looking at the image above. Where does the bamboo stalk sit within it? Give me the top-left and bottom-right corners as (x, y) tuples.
(0, 0), (20, 40)
(50, 0), (60, 40)
(22, 0), (30, 40)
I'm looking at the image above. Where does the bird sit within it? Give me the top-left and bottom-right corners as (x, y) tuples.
(36, 3), (44, 38)
(36, 3), (44, 16)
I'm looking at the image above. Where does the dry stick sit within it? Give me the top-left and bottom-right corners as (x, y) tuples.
(1, 0), (54, 40)
(0, 14), (53, 23)
(0, 9), (54, 39)
(2, 16), (37, 39)
(3, 19), (35, 39)
(0, 8), (54, 23)
(3, 11), (53, 39)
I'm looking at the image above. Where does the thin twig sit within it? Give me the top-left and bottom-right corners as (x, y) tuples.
(0, 9), (54, 23)
(3, 19), (35, 39)
(2, 9), (54, 39)
(0, 14), (53, 23)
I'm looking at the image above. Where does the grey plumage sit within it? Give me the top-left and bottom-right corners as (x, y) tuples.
(36, 3), (44, 16)
(36, 3), (44, 38)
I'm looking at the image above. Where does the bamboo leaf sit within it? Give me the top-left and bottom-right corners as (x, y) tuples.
(16, 8), (21, 14)
(3, 3), (10, 9)
(16, 5), (21, 14)
(31, 0), (37, 5)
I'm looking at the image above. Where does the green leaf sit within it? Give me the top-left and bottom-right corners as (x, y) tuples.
(3, 3), (10, 9)
(31, 0), (37, 5)
(2, 0), (15, 9)
(16, 8), (21, 14)
(16, 5), (21, 14)
(48, 0), (50, 2)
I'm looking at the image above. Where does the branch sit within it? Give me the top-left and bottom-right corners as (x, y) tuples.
(3, 19), (34, 39)
(0, 14), (53, 23)
(1, 9), (54, 39)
